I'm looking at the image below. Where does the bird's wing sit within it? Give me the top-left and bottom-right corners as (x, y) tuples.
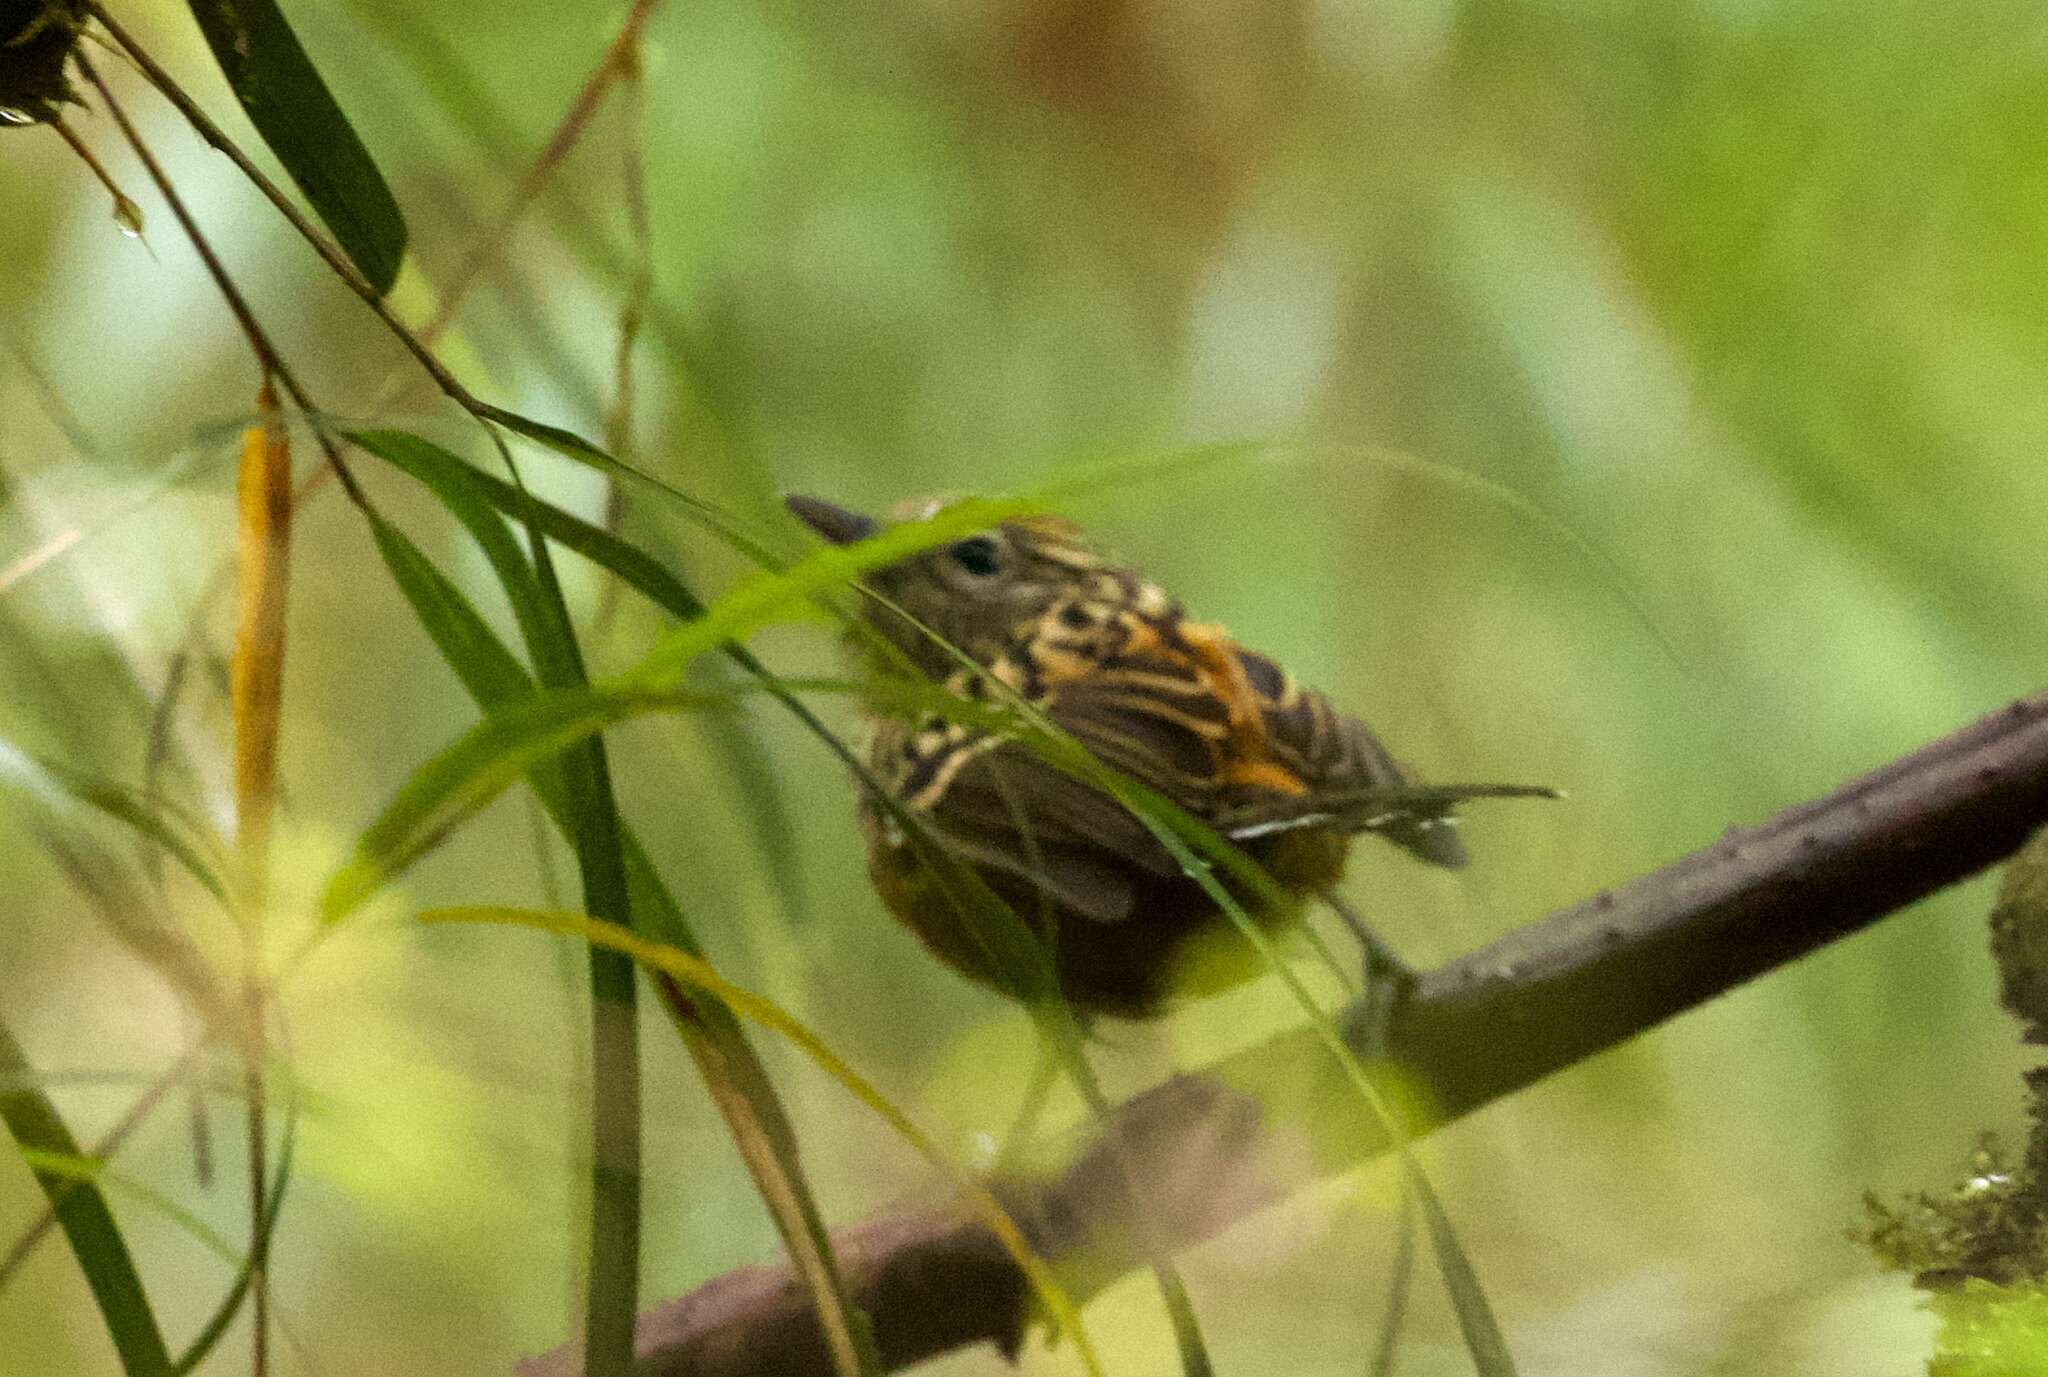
(916, 745), (1161, 924)
(1226, 646), (1471, 867)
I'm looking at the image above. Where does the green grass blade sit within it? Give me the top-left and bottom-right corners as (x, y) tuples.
(346, 427), (713, 617)
(1369, 1177), (1418, 1377)
(346, 430), (555, 671)
(422, 904), (1104, 1377)
(0, 1017), (171, 1377)
(12, 1150), (240, 1266)
(1410, 1169), (1516, 1375)
(394, 421), (646, 1377)
(0, 743), (229, 906)
(522, 534), (643, 1377)
(345, 428), (813, 927)
(183, 0), (408, 293)
(319, 682), (666, 923)
(354, 485), (877, 1376)
(468, 404), (786, 567)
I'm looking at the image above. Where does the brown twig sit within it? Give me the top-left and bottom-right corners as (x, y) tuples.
(594, 26), (652, 641)
(408, 0), (663, 358)
(518, 689), (2048, 1377)
(89, 0), (524, 420)
(71, 48), (363, 505)
(43, 111), (141, 234)
(102, 0), (667, 727)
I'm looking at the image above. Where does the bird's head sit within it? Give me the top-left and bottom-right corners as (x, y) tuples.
(785, 494), (1135, 682)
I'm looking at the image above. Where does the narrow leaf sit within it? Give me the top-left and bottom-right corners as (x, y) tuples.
(354, 478), (874, 1375)
(470, 404), (609, 466)
(1412, 1170), (1517, 1375)
(0, 1017), (171, 1377)
(346, 429), (818, 925)
(184, 0), (408, 292)
(422, 904), (1103, 1377)
(468, 404), (785, 566)
(0, 744), (228, 906)
(1369, 1176), (1418, 1377)
(343, 427), (708, 616)
(416, 425), (648, 1377)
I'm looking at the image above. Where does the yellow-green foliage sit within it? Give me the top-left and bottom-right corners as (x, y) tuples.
(1928, 1281), (2048, 1377)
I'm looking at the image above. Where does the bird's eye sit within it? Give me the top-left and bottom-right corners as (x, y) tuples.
(947, 536), (1002, 578)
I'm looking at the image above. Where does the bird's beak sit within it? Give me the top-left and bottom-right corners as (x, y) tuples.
(784, 494), (878, 546)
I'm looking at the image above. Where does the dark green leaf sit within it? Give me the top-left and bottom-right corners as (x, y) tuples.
(346, 429), (824, 925)
(470, 404), (608, 465)
(0, 1016), (171, 1377)
(471, 405), (785, 567)
(345, 427), (708, 618)
(1413, 1168), (1518, 1375)
(354, 462), (875, 1375)
(184, 0), (407, 293)
(508, 460), (644, 1377)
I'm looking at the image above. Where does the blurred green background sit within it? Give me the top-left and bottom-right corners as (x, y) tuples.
(3, 0), (2044, 1371)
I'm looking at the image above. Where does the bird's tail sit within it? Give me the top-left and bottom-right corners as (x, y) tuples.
(1223, 782), (1561, 870)
(1352, 782), (1560, 870)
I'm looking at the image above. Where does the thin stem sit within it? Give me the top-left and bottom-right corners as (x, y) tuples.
(595, 27), (652, 639)
(86, 1), (475, 410)
(42, 113), (141, 234)
(1368, 1174), (1418, 1377)
(407, 0), (664, 358)
(70, 48), (366, 507)
(112, 0), (667, 707)
(242, 1026), (269, 1377)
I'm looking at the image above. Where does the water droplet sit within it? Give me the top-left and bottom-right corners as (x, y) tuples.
(0, 107), (35, 126)
(113, 195), (144, 238)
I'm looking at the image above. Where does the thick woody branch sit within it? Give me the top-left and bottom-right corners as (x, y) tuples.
(522, 690), (2048, 1377)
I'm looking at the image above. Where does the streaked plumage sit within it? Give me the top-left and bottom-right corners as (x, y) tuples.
(789, 495), (1549, 1018)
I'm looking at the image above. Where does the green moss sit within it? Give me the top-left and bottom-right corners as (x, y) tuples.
(1858, 1136), (2048, 1287)
(1992, 830), (2048, 1043)
(1928, 1282), (2048, 1376)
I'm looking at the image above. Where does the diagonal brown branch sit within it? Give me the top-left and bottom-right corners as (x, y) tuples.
(518, 687), (2048, 1377)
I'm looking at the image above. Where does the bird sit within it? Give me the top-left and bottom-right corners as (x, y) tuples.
(787, 493), (1557, 1021)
